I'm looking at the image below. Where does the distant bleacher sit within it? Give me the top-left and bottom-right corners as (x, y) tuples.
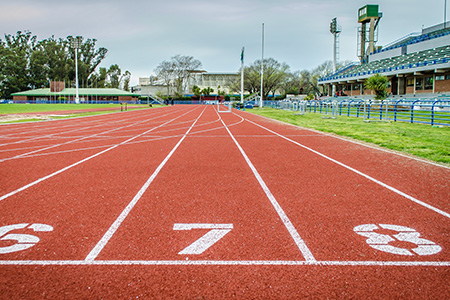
(373, 27), (450, 54)
(320, 45), (450, 82)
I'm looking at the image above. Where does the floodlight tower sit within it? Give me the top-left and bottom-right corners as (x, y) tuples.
(358, 5), (382, 63)
(70, 37), (82, 104)
(330, 17), (342, 73)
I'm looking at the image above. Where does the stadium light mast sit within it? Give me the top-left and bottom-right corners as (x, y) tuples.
(330, 18), (341, 96)
(71, 37), (82, 104)
(330, 17), (342, 73)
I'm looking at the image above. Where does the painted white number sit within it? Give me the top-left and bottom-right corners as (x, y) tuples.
(0, 223), (53, 254)
(354, 224), (441, 256)
(173, 223), (233, 255)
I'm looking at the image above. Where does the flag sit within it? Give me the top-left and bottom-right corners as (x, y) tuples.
(241, 47), (244, 63)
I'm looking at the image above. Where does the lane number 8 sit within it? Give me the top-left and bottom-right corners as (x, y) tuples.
(354, 224), (441, 256)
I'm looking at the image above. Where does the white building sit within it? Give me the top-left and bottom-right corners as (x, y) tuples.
(132, 71), (239, 97)
(186, 71), (238, 95)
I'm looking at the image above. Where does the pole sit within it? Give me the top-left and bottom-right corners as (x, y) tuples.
(241, 47), (244, 104)
(445, 0), (448, 29)
(260, 23), (264, 108)
(75, 47), (79, 104)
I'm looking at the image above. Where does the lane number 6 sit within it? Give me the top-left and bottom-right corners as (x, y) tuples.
(0, 223), (53, 254)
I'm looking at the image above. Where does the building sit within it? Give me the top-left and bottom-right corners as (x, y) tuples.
(186, 71), (238, 95)
(319, 20), (450, 97)
(12, 81), (139, 103)
(133, 71), (239, 97)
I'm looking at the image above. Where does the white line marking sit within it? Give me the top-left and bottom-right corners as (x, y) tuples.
(246, 119), (450, 220)
(174, 223), (233, 255)
(0, 260), (449, 267)
(173, 223), (234, 230)
(0, 107), (199, 203)
(248, 112), (450, 170)
(85, 107), (206, 261)
(0, 109), (184, 162)
(217, 113), (316, 262)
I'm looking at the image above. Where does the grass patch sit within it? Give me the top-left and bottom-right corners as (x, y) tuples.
(0, 104), (158, 123)
(249, 108), (450, 166)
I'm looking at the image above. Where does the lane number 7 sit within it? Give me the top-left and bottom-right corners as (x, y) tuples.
(173, 223), (233, 255)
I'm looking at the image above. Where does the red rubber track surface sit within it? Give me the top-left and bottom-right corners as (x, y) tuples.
(0, 106), (145, 117)
(0, 105), (449, 299)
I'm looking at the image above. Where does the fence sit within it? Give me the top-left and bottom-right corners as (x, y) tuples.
(263, 97), (450, 126)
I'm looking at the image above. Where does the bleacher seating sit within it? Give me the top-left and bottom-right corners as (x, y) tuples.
(320, 45), (450, 82)
(372, 27), (450, 54)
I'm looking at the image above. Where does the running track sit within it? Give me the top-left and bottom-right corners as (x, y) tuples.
(0, 105), (449, 299)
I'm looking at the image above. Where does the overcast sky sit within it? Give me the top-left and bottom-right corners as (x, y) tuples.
(0, 0), (448, 85)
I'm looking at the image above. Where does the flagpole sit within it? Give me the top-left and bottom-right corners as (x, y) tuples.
(260, 23), (264, 108)
(240, 47), (244, 104)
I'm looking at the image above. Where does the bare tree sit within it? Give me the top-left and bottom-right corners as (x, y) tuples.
(154, 55), (202, 97)
(154, 60), (175, 96)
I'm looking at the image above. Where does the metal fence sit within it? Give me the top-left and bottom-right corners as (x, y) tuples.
(263, 97), (450, 126)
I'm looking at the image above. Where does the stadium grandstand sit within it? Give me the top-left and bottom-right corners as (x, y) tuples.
(318, 17), (450, 97)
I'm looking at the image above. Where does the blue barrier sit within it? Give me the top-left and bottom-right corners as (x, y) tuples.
(263, 97), (450, 126)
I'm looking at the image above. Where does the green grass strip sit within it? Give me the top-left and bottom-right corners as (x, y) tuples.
(248, 108), (450, 166)
(0, 104), (150, 114)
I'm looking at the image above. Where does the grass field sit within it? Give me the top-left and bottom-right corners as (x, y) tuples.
(249, 107), (450, 166)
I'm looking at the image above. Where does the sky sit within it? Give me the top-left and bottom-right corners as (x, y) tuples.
(0, 0), (448, 86)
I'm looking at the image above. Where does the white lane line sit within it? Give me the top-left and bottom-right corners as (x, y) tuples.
(0, 260), (449, 267)
(246, 119), (450, 220)
(248, 112), (450, 170)
(218, 115), (316, 262)
(85, 107), (206, 261)
(0, 107), (162, 145)
(0, 109), (185, 163)
(0, 107), (199, 203)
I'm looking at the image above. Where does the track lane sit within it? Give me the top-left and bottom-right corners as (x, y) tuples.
(242, 112), (450, 212)
(91, 106), (308, 262)
(0, 107), (203, 260)
(0, 107), (194, 196)
(1, 105), (449, 299)
(227, 110), (450, 263)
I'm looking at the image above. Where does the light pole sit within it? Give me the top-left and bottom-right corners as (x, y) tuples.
(71, 37), (82, 104)
(260, 23), (264, 108)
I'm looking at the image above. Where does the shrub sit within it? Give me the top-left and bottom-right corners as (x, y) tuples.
(365, 74), (389, 100)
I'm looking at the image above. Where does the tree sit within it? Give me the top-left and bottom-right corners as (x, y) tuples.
(0, 31), (37, 98)
(192, 85), (201, 97)
(154, 55), (202, 97)
(242, 58), (290, 99)
(365, 74), (389, 100)
(66, 36), (108, 85)
(201, 87), (213, 96)
(154, 60), (175, 96)
(105, 64), (130, 89)
(0, 31), (127, 98)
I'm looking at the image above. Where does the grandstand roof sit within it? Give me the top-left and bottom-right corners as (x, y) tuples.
(319, 22), (450, 85)
(12, 88), (136, 97)
(319, 45), (450, 84)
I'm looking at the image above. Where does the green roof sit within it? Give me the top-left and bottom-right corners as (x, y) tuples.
(12, 88), (136, 97)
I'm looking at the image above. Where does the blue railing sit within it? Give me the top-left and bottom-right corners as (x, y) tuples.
(263, 97), (450, 126)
